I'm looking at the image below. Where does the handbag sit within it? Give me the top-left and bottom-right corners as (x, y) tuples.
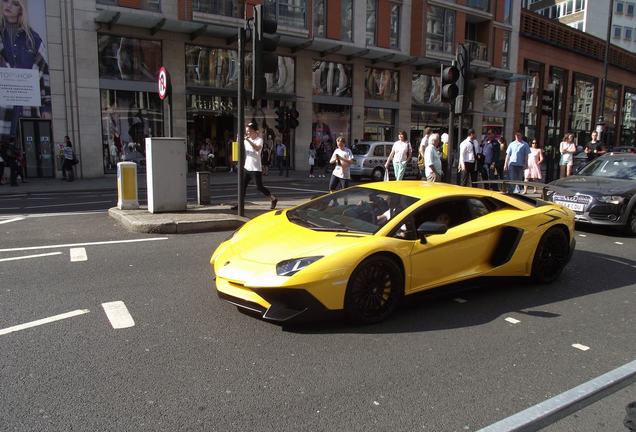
(308, 156), (315, 165)
(417, 153), (425, 169)
(383, 168), (390, 182)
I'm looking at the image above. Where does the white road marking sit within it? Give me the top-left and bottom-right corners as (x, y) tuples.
(102, 301), (135, 329)
(0, 252), (62, 263)
(599, 257), (636, 269)
(505, 317), (520, 324)
(578, 234), (587, 237)
(614, 241), (624, 245)
(70, 247), (87, 262)
(0, 216), (25, 225)
(0, 237), (168, 253)
(454, 298), (468, 303)
(572, 343), (590, 351)
(0, 309), (90, 336)
(23, 200), (113, 209)
(0, 211), (108, 219)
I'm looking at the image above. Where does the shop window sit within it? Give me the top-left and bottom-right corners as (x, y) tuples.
(313, 0), (326, 37)
(312, 61), (352, 97)
(312, 104), (352, 151)
(367, 0), (377, 46)
(520, 62), (543, 141)
(389, 2), (401, 49)
(504, 0), (513, 24)
(426, 6), (455, 54)
(501, 31), (510, 69)
(98, 35), (161, 82)
(342, 0), (354, 42)
(100, 89), (163, 173)
(365, 67), (399, 101)
(185, 46), (239, 90)
(482, 116), (505, 140)
(622, 90), (636, 146)
(483, 84), (507, 113)
(364, 108), (395, 141)
(412, 73), (441, 105)
(570, 75), (596, 136)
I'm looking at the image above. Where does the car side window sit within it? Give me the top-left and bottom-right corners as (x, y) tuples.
(373, 146), (384, 157)
(413, 199), (471, 230)
(467, 198), (491, 219)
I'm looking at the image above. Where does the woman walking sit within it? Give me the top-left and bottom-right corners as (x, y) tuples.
(523, 139), (544, 194)
(385, 131), (412, 181)
(559, 133), (577, 178)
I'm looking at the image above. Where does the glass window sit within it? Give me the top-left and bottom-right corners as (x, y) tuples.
(617, 1), (624, 14)
(482, 116), (505, 139)
(365, 67), (399, 101)
(613, 26), (622, 38)
(412, 73), (441, 105)
(426, 6), (455, 54)
(390, 2), (401, 49)
(570, 75), (595, 135)
(185, 45), (239, 89)
(98, 35), (161, 81)
(410, 110), (449, 146)
(373, 146), (385, 156)
(342, 0), (353, 42)
(504, 0), (513, 24)
(520, 62), (542, 140)
(466, 0), (489, 12)
(483, 84), (507, 113)
(312, 104), (351, 148)
(628, 4), (634, 16)
(621, 90), (636, 146)
(366, 0), (377, 46)
(625, 28), (633, 40)
(502, 31), (510, 69)
(364, 108), (396, 141)
(312, 61), (353, 97)
(264, 0), (307, 29)
(314, 0), (326, 37)
(245, 55), (296, 94)
(604, 84), (620, 128)
(192, 0), (244, 17)
(100, 89), (163, 173)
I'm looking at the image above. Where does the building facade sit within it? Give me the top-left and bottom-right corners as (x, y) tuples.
(2, 0), (521, 179)
(515, 9), (636, 170)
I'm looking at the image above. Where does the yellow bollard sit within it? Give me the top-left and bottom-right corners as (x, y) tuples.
(117, 162), (139, 210)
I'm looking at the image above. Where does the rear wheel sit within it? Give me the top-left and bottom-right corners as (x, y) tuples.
(344, 256), (403, 324)
(530, 227), (570, 283)
(371, 167), (384, 182)
(626, 207), (636, 236)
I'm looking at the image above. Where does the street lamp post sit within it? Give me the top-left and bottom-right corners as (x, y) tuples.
(597, 0), (615, 148)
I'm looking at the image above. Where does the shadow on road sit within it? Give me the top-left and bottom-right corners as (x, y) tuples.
(284, 250), (636, 335)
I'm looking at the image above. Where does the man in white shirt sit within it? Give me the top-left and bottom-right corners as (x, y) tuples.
(424, 133), (443, 182)
(243, 122), (278, 209)
(458, 128), (477, 187)
(329, 136), (354, 191)
(418, 127), (432, 177)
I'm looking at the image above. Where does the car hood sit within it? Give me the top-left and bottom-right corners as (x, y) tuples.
(227, 211), (370, 265)
(550, 176), (636, 195)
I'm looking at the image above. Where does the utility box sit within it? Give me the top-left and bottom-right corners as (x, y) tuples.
(197, 171), (211, 205)
(145, 137), (187, 213)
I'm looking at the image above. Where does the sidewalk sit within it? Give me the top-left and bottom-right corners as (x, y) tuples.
(0, 169), (312, 196)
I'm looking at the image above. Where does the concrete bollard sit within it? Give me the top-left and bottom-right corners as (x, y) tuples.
(197, 171), (210, 205)
(117, 162), (139, 210)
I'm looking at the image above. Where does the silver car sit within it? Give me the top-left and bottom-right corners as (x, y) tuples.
(350, 141), (421, 181)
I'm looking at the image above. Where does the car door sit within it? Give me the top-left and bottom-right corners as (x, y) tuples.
(405, 197), (504, 293)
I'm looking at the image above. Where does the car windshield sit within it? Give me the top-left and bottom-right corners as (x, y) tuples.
(352, 144), (370, 155)
(578, 157), (636, 180)
(287, 187), (419, 234)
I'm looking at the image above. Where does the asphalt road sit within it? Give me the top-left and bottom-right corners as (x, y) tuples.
(0, 189), (634, 431)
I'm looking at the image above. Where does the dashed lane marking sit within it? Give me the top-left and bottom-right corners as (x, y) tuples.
(70, 247), (87, 262)
(572, 343), (590, 351)
(23, 200), (113, 209)
(615, 241), (624, 245)
(578, 234), (587, 237)
(0, 252), (62, 263)
(505, 317), (521, 324)
(454, 298), (468, 303)
(102, 301), (135, 329)
(0, 237), (168, 253)
(0, 309), (90, 336)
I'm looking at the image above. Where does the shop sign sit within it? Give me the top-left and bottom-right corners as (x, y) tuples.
(0, 68), (41, 107)
(158, 67), (169, 100)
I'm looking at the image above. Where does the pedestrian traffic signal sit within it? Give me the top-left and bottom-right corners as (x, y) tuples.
(541, 89), (555, 116)
(275, 107), (287, 132)
(252, 4), (278, 101)
(441, 64), (459, 105)
(287, 108), (299, 129)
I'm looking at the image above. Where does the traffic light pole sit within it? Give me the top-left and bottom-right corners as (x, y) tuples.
(237, 26), (246, 217)
(447, 107), (455, 183)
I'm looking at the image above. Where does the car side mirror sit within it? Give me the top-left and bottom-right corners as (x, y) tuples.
(416, 222), (448, 243)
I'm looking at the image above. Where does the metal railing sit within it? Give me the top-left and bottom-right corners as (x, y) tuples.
(465, 39), (489, 62)
(192, 0), (245, 18)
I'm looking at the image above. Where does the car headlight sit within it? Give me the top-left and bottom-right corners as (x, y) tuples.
(597, 195), (625, 205)
(276, 256), (323, 276)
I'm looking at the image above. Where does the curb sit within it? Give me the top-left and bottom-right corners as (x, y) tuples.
(108, 207), (248, 234)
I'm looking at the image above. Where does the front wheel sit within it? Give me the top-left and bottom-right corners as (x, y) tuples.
(530, 227), (570, 283)
(625, 207), (636, 236)
(344, 256), (403, 324)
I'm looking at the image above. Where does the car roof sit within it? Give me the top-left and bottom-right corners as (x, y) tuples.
(355, 181), (529, 207)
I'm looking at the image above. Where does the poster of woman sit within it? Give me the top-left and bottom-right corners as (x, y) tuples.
(0, 0), (51, 142)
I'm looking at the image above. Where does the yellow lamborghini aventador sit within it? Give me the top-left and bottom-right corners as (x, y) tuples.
(210, 182), (576, 324)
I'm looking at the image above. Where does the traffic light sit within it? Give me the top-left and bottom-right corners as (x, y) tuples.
(441, 63), (459, 105)
(541, 89), (555, 116)
(275, 107), (287, 132)
(287, 108), (299, 129)
(252, 4), (278, 100)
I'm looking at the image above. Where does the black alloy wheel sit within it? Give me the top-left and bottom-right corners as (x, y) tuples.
(344, 256), (404, 324)
(626, 207), (636, 236)
(530, 227), (570, 283)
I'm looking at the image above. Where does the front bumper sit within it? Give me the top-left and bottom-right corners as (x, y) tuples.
(215, 277), (339, 323)
(549, 195), (628, 227)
